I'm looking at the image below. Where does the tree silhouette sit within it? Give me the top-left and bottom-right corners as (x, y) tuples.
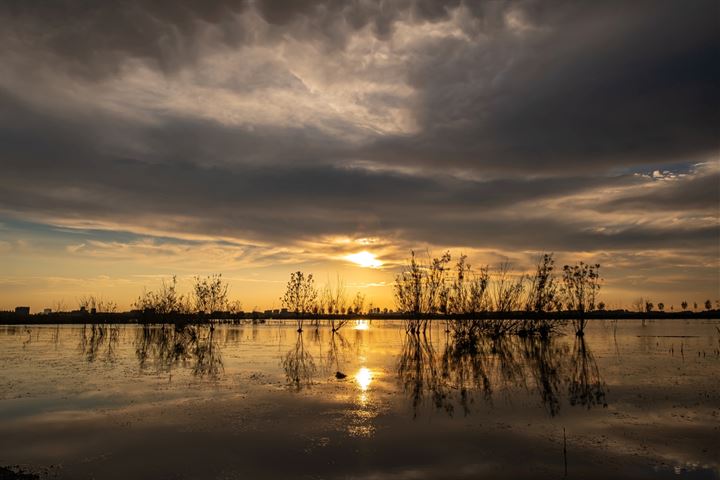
(281, 271), (318, 331)
(561, 262), (601, 335)
(192, 274), (229, 314)
(133, 276), (190, 314)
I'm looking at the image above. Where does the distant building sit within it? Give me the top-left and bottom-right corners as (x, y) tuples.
(43, 308), (52, 314)
(280, 308), (288, 314)
(15, 306), (30, 315)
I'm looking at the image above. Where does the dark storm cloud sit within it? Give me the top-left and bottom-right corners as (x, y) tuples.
(0, 0), (250, 79)
(365, 0), (720, 173)
(2, 0), (717, 174)
(0, 0), (460, 79)
(3, 154), (713, 253)
(0, 0), (718, 260)
(0, 91), (710, 254)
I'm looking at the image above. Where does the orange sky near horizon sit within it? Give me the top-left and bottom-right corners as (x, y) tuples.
(2, 224), (716, 313)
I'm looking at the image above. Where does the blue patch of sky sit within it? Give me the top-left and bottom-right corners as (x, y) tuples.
(608, 160), (698, 177)
(0, 216), (239, 247)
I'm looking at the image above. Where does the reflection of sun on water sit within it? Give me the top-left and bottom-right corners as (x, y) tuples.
(353, 320), (370, 331)
(348, 366), (379, 439)
(355, 367), (373, 392)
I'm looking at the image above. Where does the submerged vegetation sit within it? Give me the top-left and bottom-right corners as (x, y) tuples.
(133, 274), (240, 315)
(395, 252), (602, 336)
(561, 262), (602, 335)
(281, 271), (319, 332)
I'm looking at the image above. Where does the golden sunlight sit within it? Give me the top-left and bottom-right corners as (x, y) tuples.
(345, 251), (382, 268)
(353, 320), (370, 330)
(355, 367), (373, 392)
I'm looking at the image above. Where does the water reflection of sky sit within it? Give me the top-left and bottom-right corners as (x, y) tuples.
(0, 320), (718, 479)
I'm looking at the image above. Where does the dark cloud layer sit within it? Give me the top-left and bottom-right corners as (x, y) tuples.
(0, 0), (249, 79)
(0, 0), (718, 268)
(367, 1), (720, 173)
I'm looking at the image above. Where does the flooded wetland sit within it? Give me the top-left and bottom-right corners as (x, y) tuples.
(1, 319), (718, 480)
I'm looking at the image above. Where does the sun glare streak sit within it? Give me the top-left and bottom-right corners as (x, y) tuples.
(346, 251), (382, 268)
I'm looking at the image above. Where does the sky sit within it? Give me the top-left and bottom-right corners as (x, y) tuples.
(0, 0), (718, 312)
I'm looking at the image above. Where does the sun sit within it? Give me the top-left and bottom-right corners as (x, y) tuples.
(345, 251), (382, 268)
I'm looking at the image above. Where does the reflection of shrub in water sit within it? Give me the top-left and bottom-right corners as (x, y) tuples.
(398, 330), (606, 418)
(440, 334), (495, 416)
(398, 331), (453, 416)
(567, 337), (607, 409)
(398, 332), (521, 416)
(447, 318), (568, 340)
(281, 333), (317, 390)
(521, 336), (567, 417)
(403, 319), (431, 334)
(190, 327), (224, 377)
(323, 331), (349, 375)
(79, 324), (120, 363)
(134, 324), (223, 378)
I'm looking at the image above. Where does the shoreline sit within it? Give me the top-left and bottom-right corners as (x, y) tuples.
(1, 310), (718, 325)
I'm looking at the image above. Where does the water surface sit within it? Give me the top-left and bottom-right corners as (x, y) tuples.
(1, 320), (718, 479)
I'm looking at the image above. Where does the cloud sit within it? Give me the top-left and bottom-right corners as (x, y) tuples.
(363, 1), (720, 174)
(592, 164), (720, 213)
(0, 0), (718, 305)
(3, 1), (717, 173)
